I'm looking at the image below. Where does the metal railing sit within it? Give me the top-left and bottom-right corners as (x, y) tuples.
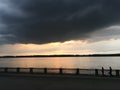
(0, 67), (119, 77)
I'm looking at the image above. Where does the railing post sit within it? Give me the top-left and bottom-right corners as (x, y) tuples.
(44, 68), (47, 74)
(116, 70), (119, 76)
(30, 68), (33, 74)
(4, 68), (8, 73)
(0, 68), (1, 73)
(17, 68), (20, 73)
(102, 67), (104, 76)
(109, 67), (112, 76)
(95, 69), (98, 76)
(76, 68), (79, 75)
(59, 68), (63, 74)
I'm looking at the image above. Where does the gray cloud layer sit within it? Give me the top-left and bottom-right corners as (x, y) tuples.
(0, 0), (120, 44)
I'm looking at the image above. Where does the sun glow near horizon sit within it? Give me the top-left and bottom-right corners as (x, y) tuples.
(0, 39), (120, 56)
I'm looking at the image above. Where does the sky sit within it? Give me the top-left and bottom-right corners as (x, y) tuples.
(0, 0), (120, 56)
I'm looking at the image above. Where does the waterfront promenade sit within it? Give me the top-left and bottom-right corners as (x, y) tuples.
(0, 67), (120, 90)
(0, 74), (120, 90)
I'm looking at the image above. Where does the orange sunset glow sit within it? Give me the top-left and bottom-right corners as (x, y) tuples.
(0, 39), (120, 56)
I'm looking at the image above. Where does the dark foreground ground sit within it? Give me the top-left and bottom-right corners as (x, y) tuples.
(0, 74), (120, 90)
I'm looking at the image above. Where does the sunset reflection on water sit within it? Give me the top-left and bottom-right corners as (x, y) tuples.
(0, 57), (120, 69)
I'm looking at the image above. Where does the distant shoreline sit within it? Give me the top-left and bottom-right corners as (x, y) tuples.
(0, 54), (120, 58)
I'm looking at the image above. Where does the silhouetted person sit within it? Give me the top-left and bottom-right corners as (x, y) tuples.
(102, 67), (104, 76)
(109, 67), (112, 76)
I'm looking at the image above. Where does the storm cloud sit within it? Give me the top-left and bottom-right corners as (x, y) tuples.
(0, 0), (120, 44)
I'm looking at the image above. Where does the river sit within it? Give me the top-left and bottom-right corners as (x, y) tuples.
(0, 57), (120, 69)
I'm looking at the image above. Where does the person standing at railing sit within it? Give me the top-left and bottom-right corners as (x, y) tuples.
(102, 67), (104, 76)
(109, 67), (112, 76)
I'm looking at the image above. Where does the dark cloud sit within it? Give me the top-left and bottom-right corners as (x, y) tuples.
(0, 0), (120, 44)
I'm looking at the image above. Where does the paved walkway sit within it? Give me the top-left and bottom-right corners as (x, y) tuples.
(0, 74), (120, 90)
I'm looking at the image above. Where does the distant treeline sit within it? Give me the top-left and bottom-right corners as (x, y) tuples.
(0, 54), (120, 58)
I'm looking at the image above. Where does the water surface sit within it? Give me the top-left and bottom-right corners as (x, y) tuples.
(0, 57), (120, 69)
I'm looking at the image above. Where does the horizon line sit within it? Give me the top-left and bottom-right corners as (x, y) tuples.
(0, 53), (120, 58)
